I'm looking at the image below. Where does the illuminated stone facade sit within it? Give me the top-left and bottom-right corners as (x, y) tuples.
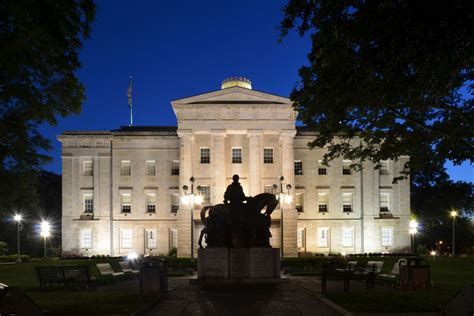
(59, 78), (411, 257)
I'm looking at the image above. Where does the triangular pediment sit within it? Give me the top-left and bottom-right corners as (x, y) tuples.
(171, 86), (291, 106)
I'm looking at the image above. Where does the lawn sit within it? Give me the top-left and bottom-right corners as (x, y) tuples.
(325, 256), (474, 313)
(0, 259), (154, 315)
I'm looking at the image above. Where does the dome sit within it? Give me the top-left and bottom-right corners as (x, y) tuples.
(221, 77), (252, 90)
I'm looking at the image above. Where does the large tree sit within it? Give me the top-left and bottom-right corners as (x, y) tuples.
(279, 0), (473, 182)
(0, 0), (96, 209)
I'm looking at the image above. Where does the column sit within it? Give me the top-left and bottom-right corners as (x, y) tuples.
(247, 130), (263, 196)
(177, 130), (193, 258)
(212, 130), (227, 203)
(280, 130), (297, 257)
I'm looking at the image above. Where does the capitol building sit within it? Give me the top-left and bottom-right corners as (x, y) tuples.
(59, 77), (411, 258)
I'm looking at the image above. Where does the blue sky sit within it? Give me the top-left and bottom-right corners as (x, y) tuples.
(39, 0), (472, 182)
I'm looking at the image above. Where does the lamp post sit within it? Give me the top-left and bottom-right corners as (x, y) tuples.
(274, 176), (292, 259)
(40, 221), (51, 259)
(409, 219), (418, 254)
(181, 177), (203, 259)
(13, 215), (22, 263)
(450, 210), (457, 256)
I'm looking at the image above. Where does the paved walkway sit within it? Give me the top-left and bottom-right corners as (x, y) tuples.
(145, 277), (344, 316)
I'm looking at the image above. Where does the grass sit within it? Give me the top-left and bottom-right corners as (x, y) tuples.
(0, 259), (153, 315)
(325, 256), (474, 313)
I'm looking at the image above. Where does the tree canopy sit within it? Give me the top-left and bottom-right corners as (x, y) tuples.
(280, 0), (473, 183)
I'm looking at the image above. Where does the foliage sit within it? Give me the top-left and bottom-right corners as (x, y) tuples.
(167, 246), (178, 258)
(0, 254), (30, 262)
(279, 0), (473, 182)
(0, 241), (8, 254)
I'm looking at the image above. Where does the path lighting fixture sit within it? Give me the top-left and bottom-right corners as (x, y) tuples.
(13, 215), (22, 263)
(274, 176), (292, 259)
(450, 210), (457, 256)
(409, 219), (418, 253)
(430, 251), (436, 256)
(40, 221), (51, 259)
(181, 177), (202, 259)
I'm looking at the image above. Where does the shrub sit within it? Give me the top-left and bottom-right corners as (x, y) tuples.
(168, 247), (177, 258)
(0, 255), (30, 262)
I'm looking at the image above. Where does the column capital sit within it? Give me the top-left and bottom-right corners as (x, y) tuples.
(247, 129), (264, 137)
(279, 129), (297, 139)
(210, 129), (227, 137)
(177, 129), (193, 139)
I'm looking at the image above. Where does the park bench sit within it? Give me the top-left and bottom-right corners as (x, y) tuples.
(96, 263), (124, 283)
(353, 261), (384, 290)
(321, 260), (357, 293)
(63, 265), (96, 291)
(378, 259), (407, 285)
(35, 266), (65, 291)
(119, 261), (139, 278)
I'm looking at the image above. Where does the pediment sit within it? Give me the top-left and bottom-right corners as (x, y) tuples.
(171, 87), (291, 106)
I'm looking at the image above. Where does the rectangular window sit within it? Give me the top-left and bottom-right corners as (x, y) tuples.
(83, 160), (93, 176)
(84, 194), (93, 213)
(121, 160), (131, 176)
(342, 192), (353, 212)
(295, 193), (304, 213)
(121, 229), (132, 249)
(381, 227), (393, 247)
(263, 148), (273, 164)
(317, 227), (329, 248)
(171, 194), (179, 213)
(379, 160), (389, 175)
(145, 229), (157, 249)
(232, 148), (242, 164)
(297, 228), (306, 250)
(342, 227), (354, 247)
(146, 194), (156, 213)
(380, 193), (390, 212)
(200, 148), (210, 164)
(264, 185), (274, 194)
(171, 161), (180, 175)
(81, 229), (92, 249)
(170, 228), (178, 249)
(318, 160), (327, 175)
(318, 192), (329, 212)
(121, 193), (131, 213)
(200, 186), (211, 206)
(294, 160), (303, 175)
(342, 160), (351, 175)
(146, 160), (155, 176)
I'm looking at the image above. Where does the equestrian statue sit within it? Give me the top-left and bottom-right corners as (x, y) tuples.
(198, 174), (279, 249)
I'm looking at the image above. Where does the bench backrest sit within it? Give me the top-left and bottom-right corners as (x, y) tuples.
(35, 266), (64, 282)
(119, 261), (132, 272)
(63, 265), (90, 279)
(347, 261), (358, 270)
(390, 259), (408, 274)
(366, 261), (384, 273)
(96, 263), (114, 275)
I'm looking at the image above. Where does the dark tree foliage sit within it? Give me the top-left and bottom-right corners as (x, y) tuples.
(0, 0), (96, 209)
(412, 180), (473, 254)
(280, 0), (473, 182)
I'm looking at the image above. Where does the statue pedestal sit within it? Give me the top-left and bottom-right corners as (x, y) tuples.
(194, 247), (282, 284)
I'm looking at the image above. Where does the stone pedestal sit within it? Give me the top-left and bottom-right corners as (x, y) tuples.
(197, 248), (229, 279)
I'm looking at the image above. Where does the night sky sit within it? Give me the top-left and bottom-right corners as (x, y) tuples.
(39, 0), (472, 182)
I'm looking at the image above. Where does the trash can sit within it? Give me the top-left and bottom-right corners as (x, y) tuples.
(399, 257), (430, 289)
(139, 258), (168, 293)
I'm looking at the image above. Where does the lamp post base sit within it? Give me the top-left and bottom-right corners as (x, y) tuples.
(15, 257), (22, 264)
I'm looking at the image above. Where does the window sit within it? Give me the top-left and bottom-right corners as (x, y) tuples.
(200, 148), (210, 164)
(263, 148), (273, 164)
(294, 160), (303, 175)
(146, 160), (155, 176)
(81, 229), (92, 249)
(232, 148), (242, 164)
(121, 160), (131, 176)
(171, 194), (179, 213)
(317, 227), (329, 247)
(381, 227), (393, 247)
(121, 229), (132, 249)
(380, 193), (390, 212)
(342, 193), (353, 212)
(264, 185), (274, 194)
(342, 160), (351, 175)
(200, 186), (211, 206)
(83, 160), (93, 176)
(318, 160), (327, 175)
(295, 193), (304, 213)
(297, 228), (306, 250)
(145, 229), (157, 249)
(318, 192), (329, 212)
(171, 161), (180, 175)
(84, 194), (93, 213)
(146, 194), (156, 213)
(121, 193), (131, 213)
(380, 160), (389, 175)
(170, 228), (178, 249)
(342, 227), (354, 247)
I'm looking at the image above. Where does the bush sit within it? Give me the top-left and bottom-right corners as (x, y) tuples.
(0, 241), (8, 255)
(168, 247), (177, 258)
(0, 255), (30, 262)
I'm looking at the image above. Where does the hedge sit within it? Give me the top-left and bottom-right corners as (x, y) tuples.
(0, 255), (30, 263)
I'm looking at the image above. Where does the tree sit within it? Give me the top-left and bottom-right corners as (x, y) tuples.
(279, 0), (473, 182)
(0, 0), (96, 209)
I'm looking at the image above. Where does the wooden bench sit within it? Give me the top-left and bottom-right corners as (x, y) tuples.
(378, 259), (407, 285)
(96, 263), (125, 283)
(35, 266), (64, 291)
(63, 265), (96, 291)
(119, 261), (139, 278)
(353, 261), (384, 290)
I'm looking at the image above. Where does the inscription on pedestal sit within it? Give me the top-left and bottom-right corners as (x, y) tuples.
(198, 248), (228, 279)
(249, 248), (274, 278)
(229, 248), (250, 278)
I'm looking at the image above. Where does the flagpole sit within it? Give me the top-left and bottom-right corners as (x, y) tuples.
(128, 75), (133, 126)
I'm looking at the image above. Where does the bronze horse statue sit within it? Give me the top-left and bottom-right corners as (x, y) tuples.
(198, 193), (279, 248)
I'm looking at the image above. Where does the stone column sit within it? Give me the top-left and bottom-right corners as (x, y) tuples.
(177, 130), (193, 258)
(212, 130), (227, 204)
(247, 130), (263, 197)
(280, 130), (297, 257)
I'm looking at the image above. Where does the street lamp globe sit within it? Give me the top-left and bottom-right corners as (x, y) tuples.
(14, 214), (22, 222)
(450, 210), (458, 217)
(40, 221), (51, 237)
